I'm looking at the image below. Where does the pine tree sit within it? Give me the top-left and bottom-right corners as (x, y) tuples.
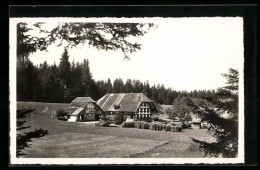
(133, 80), (143, 93)
(125, 79), (133, 93)
(59, 49), (71, 89)
(106, 78), (113, 93)
(58, 49), (71, 102)
(113, 78), (125, 93)
(142, 81), (151, 97)
(191, 68), (239, 157)
(80, 59), (97, 99)
(38, 61), (49, 101)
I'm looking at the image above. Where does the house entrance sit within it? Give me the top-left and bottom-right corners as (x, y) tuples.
(95, 114), (99, 120)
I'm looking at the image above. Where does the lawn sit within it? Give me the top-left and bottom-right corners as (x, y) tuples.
(16, 102), (215, 158)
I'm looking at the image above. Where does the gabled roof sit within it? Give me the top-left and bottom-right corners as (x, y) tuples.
(68, 107), (84, 116)
(70, 97), (95, 108)
(97, 93), (156, 112)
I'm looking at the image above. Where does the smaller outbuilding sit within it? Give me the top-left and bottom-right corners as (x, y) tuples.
(189, 112), (202, 129)
(67, 97), (103, 122)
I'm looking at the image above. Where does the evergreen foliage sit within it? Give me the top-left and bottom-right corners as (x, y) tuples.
(190, 68), (239, 157)
(17, 53), (219, 104)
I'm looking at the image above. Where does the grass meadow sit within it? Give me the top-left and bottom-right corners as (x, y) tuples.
(16, 102), (215, 158)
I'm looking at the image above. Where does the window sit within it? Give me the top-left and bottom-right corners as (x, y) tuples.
(114, 105), (120, 110)
(140, 108), (143, 112)
(147, 108), (150, 113)
(144, 108), (146, 113)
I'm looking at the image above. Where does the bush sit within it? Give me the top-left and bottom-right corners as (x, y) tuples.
(171, 126), (177, 132)
(157, 123), (162, 131)
(170, 125), (182, 132)
(182, 123), (189, 129)
(177, 126), (182, 132)
(134, 121), (139, 128)
(95, 120), (111, 127)
(143, 122), (149, 129)
(56, 109), (68, 120)
(166, 125), (172, 131)
(150, 122), (158, 130)
(122, 121), (135, 128)
(153, 117), (159, 121)
(133, 121), (150, 129)
(162, 124), (167, 131)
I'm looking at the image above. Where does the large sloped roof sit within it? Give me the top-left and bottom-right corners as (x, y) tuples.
(97, 93), (156, 112)
(68, 107), (84, 116)
(70, 97), (95, 108)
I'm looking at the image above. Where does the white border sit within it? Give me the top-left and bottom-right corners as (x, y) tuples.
(9, 17), (244, 165)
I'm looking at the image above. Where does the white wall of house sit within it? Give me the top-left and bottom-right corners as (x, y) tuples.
(68, 115), (78, 122)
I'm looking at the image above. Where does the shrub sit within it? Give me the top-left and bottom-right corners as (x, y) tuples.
(122, 121), (135, 128)
(162, 124), (167, 131)
(157, 123), (162, 131)
(171, 126), (177, 132)
(177, 126), (182, 132)
(170, 122), (176, 126)
(150, 123), (158, 130)
(166, 125), (172, 131)
(56, 109), (68, 120)
(169, 125), (183, 132)
(182, 122), (189, 129)
(95, 120), (111, 127)
(153, 117), (159, 121)
(143, 122), (149, 129)
(140, 121), (144, 129)
(134, 121), (139, 128)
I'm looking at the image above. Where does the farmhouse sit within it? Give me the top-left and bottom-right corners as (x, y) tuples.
(97, 93), (157, 121)
(190, 112), (202, 129)
(67, 97), (103, 122)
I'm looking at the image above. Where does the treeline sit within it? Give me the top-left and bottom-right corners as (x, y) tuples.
(17, 49), (217, 104)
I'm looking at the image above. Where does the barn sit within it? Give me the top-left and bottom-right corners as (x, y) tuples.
(190, 112), (202, 129)
(67, 97), (103, 122)
(97, 93), (157, 121)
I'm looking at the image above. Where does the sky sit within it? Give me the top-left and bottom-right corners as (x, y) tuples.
(26, 17), (243, 91)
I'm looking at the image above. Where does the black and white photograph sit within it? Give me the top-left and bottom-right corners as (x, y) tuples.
(9, 14), (246, 164)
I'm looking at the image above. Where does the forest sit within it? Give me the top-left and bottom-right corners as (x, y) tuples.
(17, 48), (218, 104)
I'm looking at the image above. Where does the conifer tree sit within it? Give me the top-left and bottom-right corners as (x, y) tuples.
(125, 79), (134, 93)
(142, 81), (151, 97)
(58, 49), (71, 88)
(112, 78), (125, 93)
(191, 68), (239, 157)
(106, 78), (113, 93)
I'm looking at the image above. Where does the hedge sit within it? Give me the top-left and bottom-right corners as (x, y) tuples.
(122, 121), (135, 128)
(122, 121), (182, 132)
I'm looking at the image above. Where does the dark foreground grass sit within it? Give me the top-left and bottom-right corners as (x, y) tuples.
(17, 102), (215, 158)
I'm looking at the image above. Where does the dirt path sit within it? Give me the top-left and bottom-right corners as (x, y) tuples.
(124, 141), (170, 158)
(42, 107), (48, 112)
(132, 140), (206, 158)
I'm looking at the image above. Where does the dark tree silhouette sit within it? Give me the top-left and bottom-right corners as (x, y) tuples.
(17, 23), (47, 63)
(16, 109), (48, 157)
(23, 22), (156, 60)
(190, 68), (239, 157)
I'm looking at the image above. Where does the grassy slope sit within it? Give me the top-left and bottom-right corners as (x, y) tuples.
(17, 101), (70, 114)
(17, 102), (214, 158)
